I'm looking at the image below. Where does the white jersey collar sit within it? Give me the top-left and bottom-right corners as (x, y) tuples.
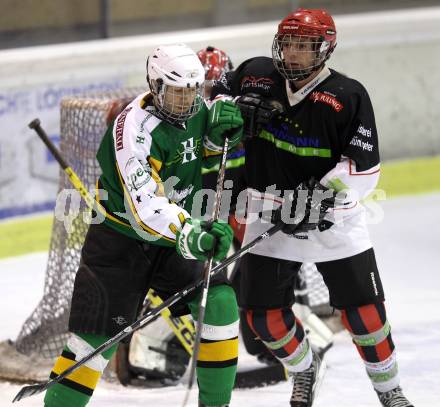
(285, 67), (331, 107)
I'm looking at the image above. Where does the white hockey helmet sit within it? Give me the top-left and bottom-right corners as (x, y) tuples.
(146, 44), (205, 123)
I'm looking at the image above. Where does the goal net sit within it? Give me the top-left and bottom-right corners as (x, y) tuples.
(0, 88), (330, 382)
(0, 89), (142, 382)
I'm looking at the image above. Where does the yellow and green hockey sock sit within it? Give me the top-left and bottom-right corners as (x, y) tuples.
(44, 333), (118, 407)
(189, 285), (239, 406)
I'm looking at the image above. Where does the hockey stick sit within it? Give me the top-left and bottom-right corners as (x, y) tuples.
(13, 223), (284, 402)
(146, 289), (195, 356)
(13, 119), (285, 402)
(182, 135), (229, 407)
(27, 118), (108, 218)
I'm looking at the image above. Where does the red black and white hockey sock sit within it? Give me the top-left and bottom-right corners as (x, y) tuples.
(246, 307), (312, 372)
(341, 302), (400, 392)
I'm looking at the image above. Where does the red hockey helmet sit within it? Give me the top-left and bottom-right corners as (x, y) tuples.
(272, 8), (337, 81)
(197, 46), (233, 80)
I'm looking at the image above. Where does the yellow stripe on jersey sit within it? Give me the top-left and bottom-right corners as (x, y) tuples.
(203, 148), (222, 158)
(52, 356), (101, 390)
(148, 156), (163, 173)
(147, 156), (165, 197)
(198, 338), (239, 362)
(178, 212), (186, 224)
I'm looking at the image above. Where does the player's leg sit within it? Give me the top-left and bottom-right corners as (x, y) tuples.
(152, 249), (239, 407)
(188, 285), (239, 407)
(317, 248), (413, 406)
(240, 253), (324, 406)
(229, 256), (276, 364)
(44, 333), (118, 407)
(44, 223), (153, 407)
(241, 254), (310, 372)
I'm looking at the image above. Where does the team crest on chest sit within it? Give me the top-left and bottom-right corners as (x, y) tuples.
(167, 137), (201, 166)
(181, 137), (197, 163)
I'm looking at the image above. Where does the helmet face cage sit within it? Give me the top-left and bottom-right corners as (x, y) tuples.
(151, 80), (204, 124)
(272, 33), (332, 81)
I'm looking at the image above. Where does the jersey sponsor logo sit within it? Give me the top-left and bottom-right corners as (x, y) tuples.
(181, 137), (197, 163)
(139, 113), (152, 134)
(115, 106), (133, 151)
(266, 123), (320, 148)
(310, 91), (343, 112)
(125, 157), (152, 191)
(349, 135), (374, 152)
(357, 124), (372, 138)
(240, 76), (274, 93)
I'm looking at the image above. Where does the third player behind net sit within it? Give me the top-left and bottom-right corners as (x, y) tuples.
(211, 8), (414, 407)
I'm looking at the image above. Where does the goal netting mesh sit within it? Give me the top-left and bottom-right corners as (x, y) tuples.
(5, 90), (141, 370)
(1, 89), (330, 381)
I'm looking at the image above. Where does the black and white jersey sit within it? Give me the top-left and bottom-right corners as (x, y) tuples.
(212, 56), (382, 262)
(212, 56), (380, 194)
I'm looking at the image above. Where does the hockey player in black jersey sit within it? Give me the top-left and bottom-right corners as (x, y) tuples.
(212, 8), (414, 407)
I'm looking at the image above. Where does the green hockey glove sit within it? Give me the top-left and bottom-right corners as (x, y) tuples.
(205, 100), (243, 153)
(176, 218), (233, 262)
(209, 219), (233, 261)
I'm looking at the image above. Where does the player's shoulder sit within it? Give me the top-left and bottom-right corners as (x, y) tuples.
(112, 92), (165, 152)
(232, 56), (284, 97)
(326, 69), (371, 97)
(234, 56), (280, 80)
(236, 56), (275, 72)
(126, 93), (164, 133)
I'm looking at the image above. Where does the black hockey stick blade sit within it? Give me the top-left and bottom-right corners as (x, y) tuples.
(235, 364), (288, 389)
(13, 382), (50, 402)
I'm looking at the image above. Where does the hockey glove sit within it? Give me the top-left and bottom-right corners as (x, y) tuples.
(205, 100), (243, 153)
(271, 178), (338, 235)
(176, 218), (233, 262)
(235, 93), (284, 138)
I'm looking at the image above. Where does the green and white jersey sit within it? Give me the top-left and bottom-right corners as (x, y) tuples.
(96, 92), (221, 247)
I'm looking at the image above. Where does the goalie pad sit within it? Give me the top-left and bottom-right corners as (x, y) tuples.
(128, 317), (190, 382)
(293, 303), (334, 356)
(114, 291), (193, 386)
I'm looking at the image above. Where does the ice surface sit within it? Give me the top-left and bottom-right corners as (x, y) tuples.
(1, 194), (439, 406)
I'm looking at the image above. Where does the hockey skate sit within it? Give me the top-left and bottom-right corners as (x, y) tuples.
(289, 351), (325, 407)
(376, 386), (414, 407)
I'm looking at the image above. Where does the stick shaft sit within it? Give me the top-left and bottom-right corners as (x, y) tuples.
(184, 136), (230, 402)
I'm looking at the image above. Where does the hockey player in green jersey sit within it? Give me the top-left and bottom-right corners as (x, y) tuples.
(44, 44), (243, 407)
